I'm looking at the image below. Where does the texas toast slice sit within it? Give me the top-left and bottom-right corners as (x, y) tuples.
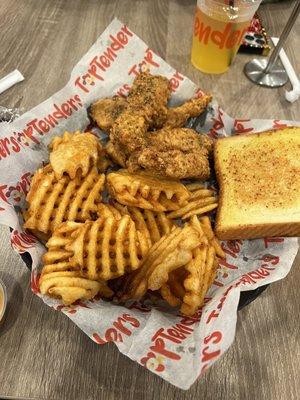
(214, 127), (300, 240)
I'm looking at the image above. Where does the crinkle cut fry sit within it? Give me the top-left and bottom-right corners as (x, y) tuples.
(49, 131), (101, 180)
(160, 268), (187, 307)
(112, 201), (173, 246)
(121, 225), (201, 300)
(107, 170), (190, 212)
(199, 216), (226, 258)
(66, 215), (149, 281)
(167, 187), (218, 220)
(24, 165), (105, 234)
(39, 270), (113, 305)
(178, 215), (217, 315)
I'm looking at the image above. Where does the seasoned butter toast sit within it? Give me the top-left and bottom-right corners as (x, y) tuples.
(214, 127), (300, 240)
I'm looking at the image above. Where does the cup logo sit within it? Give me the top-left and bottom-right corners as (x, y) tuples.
(194, 13), (248, 50)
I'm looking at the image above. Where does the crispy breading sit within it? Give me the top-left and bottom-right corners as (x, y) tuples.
(106, 72), (171, 166)
(136, 128), (212, 180)
(89, 96), (128, 132)
(127, 71), (171, 128)
(110, 110), (148, 156)
(164, 95), (212, 128)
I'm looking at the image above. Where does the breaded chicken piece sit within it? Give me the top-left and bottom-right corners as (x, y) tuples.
(136, 128), (213, 180)
(106, 141), (127, 168)
(107, 72), (171, 166)
(127, 72), (171, 128)
(110, 110), (148, 156)
(164, 94), (212, 128)
(89, 96), (127, 132)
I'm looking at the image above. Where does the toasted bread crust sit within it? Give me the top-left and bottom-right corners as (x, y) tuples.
(214, 127), (300, 240)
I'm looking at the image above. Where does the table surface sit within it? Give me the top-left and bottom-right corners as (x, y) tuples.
(0, 1), (299, 399)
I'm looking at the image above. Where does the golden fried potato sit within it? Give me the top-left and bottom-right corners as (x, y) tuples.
(66, 215), (150, 281)
(41, 226), (113, 305)
(199, 216), (225, 258)
(112, 201), (174, 246)
(160, 268), (187, 307)
(158, 216), (222, 315)
(181, 244), (215, 316)
(39, 269), (113, 305)
(168, 186), (218, 220)
(179, 216), (219, 316)
(42, 221), (83, 265)
(107, 170), (190, 212)
(24, 164), (105, 235)
(97, 203), (122, 220)
(120, 225), (202, 301)
(49, 131), (102, 179)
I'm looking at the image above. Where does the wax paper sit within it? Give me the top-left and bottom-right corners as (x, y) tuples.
(0, 19), (299, 390)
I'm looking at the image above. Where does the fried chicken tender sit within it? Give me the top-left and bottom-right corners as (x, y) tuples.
(107, 72), (171, 165)
(127, 72), (171, 128)
(110, 110), (148, 155)
(106, 141), (127, 168)
(89, 96), (127, 132)
(92, 73), (213, 178)
(164, 95), (212, 128)
(136, 128), (213, 180)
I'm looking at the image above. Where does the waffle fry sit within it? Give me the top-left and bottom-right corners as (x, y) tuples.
(112, 201), (174, 246)
(107, 170), (190, 212)
(39, 268), (113, 305)
(184, 182), (205, 191)
(157, 216), (221, 315)
(120, 225), (201, 300)
(167, 187), (218, 220)
(24, 165), (105, 235)
(66, 215), (150, 281)
(49, 131), (102, 179)
(179, 216), (220, 315)
(181, 244), (215, 316)
(41, 224), (113, 304)
(161, 283), (181, 307)
(199, 216), (225, 258)
(43, 221), (83, 265)
(160, 268), (187, 307)
(97, 203), (122, 220)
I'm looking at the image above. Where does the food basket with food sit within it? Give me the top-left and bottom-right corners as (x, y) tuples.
(0, 19), (299, 389)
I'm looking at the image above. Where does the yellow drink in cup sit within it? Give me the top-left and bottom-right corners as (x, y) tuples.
(191, 0), (262, 74)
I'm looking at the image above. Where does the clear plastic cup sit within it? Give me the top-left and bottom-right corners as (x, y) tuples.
(191, 0), (263, 74)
